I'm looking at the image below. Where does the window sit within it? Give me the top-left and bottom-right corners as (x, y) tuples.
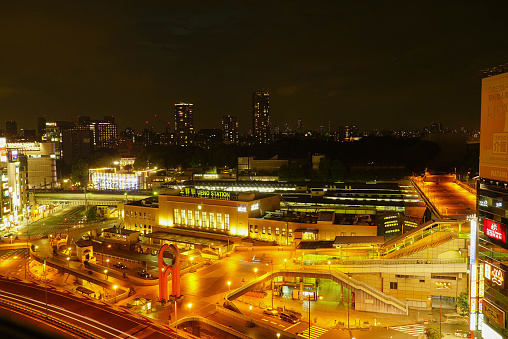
(144, 213), (146, 219)
(217, 213), (222, 229)
(181, 210), (186, 225)
(188, 210), (193, 226)
(268, 227), (272, 235)
(195, 211), (200, 227)
(390, 282), (398, 290)
(282, 228), (286, 237)
(275, 228), (280, 236)
(148, 213), (151, 220)
(210, 212), (215, 229)
(289, 229), (293, 238)
(202, 212), (208, 228)
(262, 226), (266, 234)
(254, 225), (258, 233)
(250, 225), (254, 233)
(225, 214), (230, 230)
(341, 232), (346, 236)
(174, 209), (179, 224)
(351, 232), (356, 236)
(135, 211), (138, 217)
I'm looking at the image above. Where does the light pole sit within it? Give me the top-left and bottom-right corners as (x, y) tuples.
(44, 260), (48, 318)
(347, 274), (351, 330)
(66, 257), (70, 268)
(266, 261), (274, 309)
(173, 298), (178, 338)
(113, 285), (117, 303)
(104, 269), (108, 281)
(307, 293), (311, 339)
(227, 281), (231, 294)
(328, 261), (331, 272)
(188, 303), (192, 317)
(249, 305), (253, 324)
(284, 258), (287, 269)
(106, 259), (110, 268)
(254, 268), (258, 280)
(276, 333), (280, 339)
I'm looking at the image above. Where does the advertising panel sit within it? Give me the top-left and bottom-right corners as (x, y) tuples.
(484, 262), (505, 289)
(484, 218), (506, 242)
(0, 138), (6, 163)
(480, 72), (508, 181)
(482, 299), (505, 327)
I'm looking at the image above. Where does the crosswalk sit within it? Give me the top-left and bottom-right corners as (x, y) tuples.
(0, 249), (28, 261)
(389, 324), (426, 337)
(298, 326), (328, 339)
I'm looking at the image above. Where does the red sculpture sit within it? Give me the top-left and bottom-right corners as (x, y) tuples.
(158, 243), (181, 301)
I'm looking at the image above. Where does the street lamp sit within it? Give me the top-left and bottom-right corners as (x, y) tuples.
(66, 257), (70, 268)
(266, 261), (274, 309)
(249, 305), (253, 323)
(188, 303), (192, 317)
(347, 274), (351, 330)
(284, 258), (287, 269)
(276, 333), (280, 339)
(113, 285), (117, 303)
(104, 269), (108, 281)
(106, 259), (110, 268)
(254, 268), (258, 280)
(328, 261), (331, 272)
(227, 281), (231, 293)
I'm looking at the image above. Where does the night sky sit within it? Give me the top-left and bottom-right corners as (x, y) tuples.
(1, 1), (508, 133)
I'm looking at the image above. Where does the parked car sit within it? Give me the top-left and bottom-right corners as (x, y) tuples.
(263, 308), (278, 316)
(279, 312), (299, 324)
(137, 270), (152, 278)
(113, 262), (127, 269)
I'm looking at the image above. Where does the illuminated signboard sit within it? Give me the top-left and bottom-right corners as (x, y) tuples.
(484, 219), (506, 242)
(0, 138), (6, 163)
(237, 205), (247, 212)
(251, 202), (259, 211)
(480, 72), (508, 181)
(484, 262), (505, 289)
(482, 299), (505, 328)
(183, 188), (230, 200)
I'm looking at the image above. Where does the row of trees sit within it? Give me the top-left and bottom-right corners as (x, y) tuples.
(70, 135), (479, 185)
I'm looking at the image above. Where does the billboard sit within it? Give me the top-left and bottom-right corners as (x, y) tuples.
(480, 72), (508, 181)
(484, 218), (506, 242)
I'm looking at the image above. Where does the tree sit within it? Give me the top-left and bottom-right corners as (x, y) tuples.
(425, 324), (443, 339)
(71, 158), (89, 187)
(86, 207), (97, 222)
(456, 291), (470, 317)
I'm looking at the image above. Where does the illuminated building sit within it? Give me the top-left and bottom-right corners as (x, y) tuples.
(474, 68), (508, 338)
(222, 115), (238, 143)
(75, 116), (117, 148)
(252, 91), (270, 144)
(89, 168), (141, 190)
(62, 129), (93, 172)
(174, 103), (194, 146)
(6, 142), (57, 190)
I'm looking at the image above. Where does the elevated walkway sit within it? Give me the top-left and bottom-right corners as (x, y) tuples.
(225, 268), (408, 315)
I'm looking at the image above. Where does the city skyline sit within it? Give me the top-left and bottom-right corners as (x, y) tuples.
(1, 2), (507, 133)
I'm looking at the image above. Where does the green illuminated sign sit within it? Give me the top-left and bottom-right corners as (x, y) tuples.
(183, 188), (231, 200)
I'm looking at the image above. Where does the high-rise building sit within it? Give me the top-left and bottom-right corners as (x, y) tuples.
(5, 121), (17, 141)
(475, 66), (508, 338)
(252, 91), (270, 143)
(222, 115), (238, 143)
(75, 116), (117, 148)
(174, 103), (194, 146)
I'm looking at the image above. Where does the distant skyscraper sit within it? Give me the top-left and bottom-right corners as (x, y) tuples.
(430, 122), (442, 133)
(222, 115), (238, 143)
(174, 103), (194, 146)
(75, 116), (117, 148)
(252, 91), (270, 143)
(5, 121), (17, 140)
(296, 117), (302, 134)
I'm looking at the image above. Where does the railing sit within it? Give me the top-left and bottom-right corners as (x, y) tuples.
(301, 268), (407, 314)
(295, 258), (467, 266)
(0, 297), (102, 339)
